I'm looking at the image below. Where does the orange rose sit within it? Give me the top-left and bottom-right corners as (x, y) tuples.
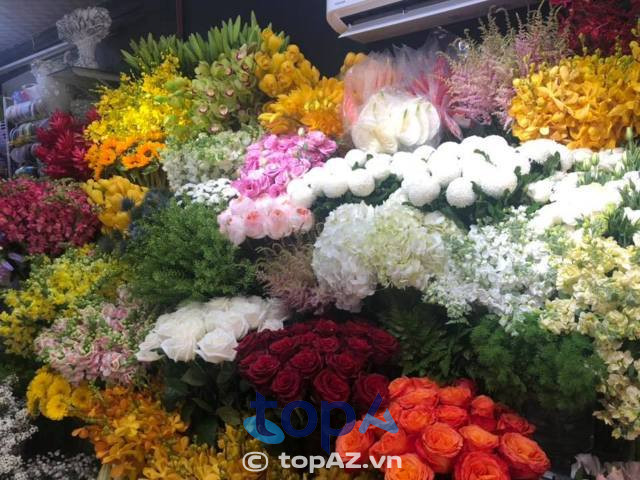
(497, 413), (535, 436)
(389, 377), (415, 399)
(419, 422), (463, 473)
(470, 395), (495, 418)
(385, 453), (435, 480)
(398, 406), (436, 434)
(370, 428), (411, 467)
(396, 388), (439, 410)
(336, 420), (375, 462)
(413, 378), (439, 390)
(436, 405), (468, 429)
(454, 378), (477, 395)
(454, 451), (510, 480)
(458, 425), (499, 452)
(470, 414), (497, 432)
(439, 386), (472, 407)
(499, 432), (551, 480)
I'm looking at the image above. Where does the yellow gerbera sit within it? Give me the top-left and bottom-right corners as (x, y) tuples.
(71, 385), (93, 411)
(46, 377), (71, 398)
(42, 394), (69, 421)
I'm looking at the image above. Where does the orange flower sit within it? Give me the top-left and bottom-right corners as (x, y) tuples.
(470, 395), (495, 418)
(497, 413), (535, 436)
(439, 386), (472, 408)
(335, 420), (375, 463)
(385, 453), (434, 480)
(436, 405), (469, 429)
(419, 422), (463, 473)
(499, 433), (550, 480)
(397, 406), (436, 434)
(389, 377), (415, 399)
(121, 153), (150, 170)
(136, 141), (164, 160)
(370, 428), (410, 467)
(458, 424), (499, 452)
(454, 451), (510, 480)
(396, 388), (439, 410)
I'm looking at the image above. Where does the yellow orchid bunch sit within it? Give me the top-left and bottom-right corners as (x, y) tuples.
(259, 77), (344, 137)
(255, 28), (320, 98)
(83, 177), (148, 233)
(0, 246), (126, 356)
(510, 42), (640, 149)
(26, 368), (92, 421)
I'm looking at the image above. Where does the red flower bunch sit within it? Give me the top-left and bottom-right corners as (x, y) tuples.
(35, 110), (94, 180)
(0, 179), (99, 255)
(236, 317), (398, 409)
(551, 0), (640, 55)
(336, 377), (550, 480)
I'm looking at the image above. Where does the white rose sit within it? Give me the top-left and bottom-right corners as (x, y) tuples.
(446, 177), (476, 208)
(259, 318), (285, 332)
(344, 149), (368, 167)
(323, 174), (349, 198)
(137, 331), (163, 352)
(624, 207), (640, 223)
(262, 298), (289, 325)
(204, 297), (232, 311)
(161, 336), (198, 362)
(348, 169), (376, 197)
(135, 349), (162, 362)
(403, 175), (440, 207)
(210, 312), (250, 340)
(196, 329), (238, 364)
(228, 296), (266, 329)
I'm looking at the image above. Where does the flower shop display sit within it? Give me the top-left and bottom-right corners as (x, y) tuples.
(4, 7), (640, 479)
(336, 376), (550, 479)
(0, 178), (99, 255)
(34, 110), (93, 180)
(236, 317), (398, 407)
(136, 295), (288, 363)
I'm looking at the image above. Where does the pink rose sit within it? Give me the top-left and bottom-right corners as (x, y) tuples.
(289, 207), (313, 232)
(225, 215), (247, 245)
(244, 210), (266, 239)
(229, 196), (254, 216)
(265, 208), (291, 239)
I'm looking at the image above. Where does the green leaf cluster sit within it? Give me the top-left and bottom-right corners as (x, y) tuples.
(126, 200), (256, 307)
(468, 315), (605, 414)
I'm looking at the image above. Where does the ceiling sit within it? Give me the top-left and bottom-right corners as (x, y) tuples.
(0, 0), (102, 49)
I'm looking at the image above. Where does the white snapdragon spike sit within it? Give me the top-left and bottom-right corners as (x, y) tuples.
(136, 296), (288, 364)
(597, 148), (626, 171)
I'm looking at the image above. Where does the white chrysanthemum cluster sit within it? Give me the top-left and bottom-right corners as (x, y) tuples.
(312, 201), (452, 312)
(137, 296), (288, 363)
(424, 208), (556, 329)
(350, 89), (441, 154)
(175, 178), (238, 207)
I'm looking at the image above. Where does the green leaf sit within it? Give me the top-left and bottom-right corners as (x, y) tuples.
(192, 415), (219, 446)
(181, 364), (209, 387)
(192, 397), (216, 413)
(216, 405), (242, 426)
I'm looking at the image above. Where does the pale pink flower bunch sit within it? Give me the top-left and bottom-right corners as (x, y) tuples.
(217, 194), (314, 245)
(232, 131), (336, 199)
(34, 291), (151, 385)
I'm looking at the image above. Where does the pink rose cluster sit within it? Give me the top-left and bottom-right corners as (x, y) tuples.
(233, 131), (336, 199)
(0, 178), (99, 255)
(218, 195), (313, 245)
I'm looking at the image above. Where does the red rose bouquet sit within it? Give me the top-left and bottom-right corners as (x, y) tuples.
(0, 179), (99, 255)
(236, 317), (398, 409)
(336, 376), (550, 480)
(35, 110), (95, 180)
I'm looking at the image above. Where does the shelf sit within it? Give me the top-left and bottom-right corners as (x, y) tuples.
(47, 66), (119, 89)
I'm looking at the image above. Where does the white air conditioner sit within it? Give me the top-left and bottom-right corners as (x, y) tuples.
(327, 0), (535, 43)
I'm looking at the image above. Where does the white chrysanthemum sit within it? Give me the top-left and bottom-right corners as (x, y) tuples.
(348, 169), (376, 197)
(312, 203), (377, 311)
(365, 153), (392, 181)
(287, 178), (316, 208)
(324, 157), (352, 175)
(345, 149), (368, 167)
(305, 166), (329, 195)
(434, 141), (462, 160)
(526, 178), (555, 203)
(478, 168), (518, 198)
(402, 174), (440, 207)
(427, 153), (462, 187)
(322, 174), (350, 198)
(460, 153), (493, 183)
(446, 177), (476, 208)
(516, 138), (573, 170)
(390, 152), (428, 179)
(460, 135), (488, 157)
(413, 144), (435, 161)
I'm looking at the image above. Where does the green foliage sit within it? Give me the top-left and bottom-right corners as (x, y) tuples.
(126, 200), (256, 307)
(376, 291), (470, 382)
(468, 315), (605, 414)
(161, 359), (251, 445)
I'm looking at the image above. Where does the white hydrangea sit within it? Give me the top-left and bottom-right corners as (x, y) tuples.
(175, 178), (237, 208)
(312, 203), (377, 312)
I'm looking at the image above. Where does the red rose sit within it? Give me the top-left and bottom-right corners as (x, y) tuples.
(289, 348), (324, 377)
(313, 369), (351, 403)
(246, 353), (280, 386)
(271, 369), (304, 403)
(368, 327), (399, 360)
(289, 323), (313, 335)
(343, 320), (371, 336)
(470, 415), (497, 433)
(346, 337), (373, 358)
(454, 378), (477, 396)
(314, 318), (339, 336)
(238, 351), (262, 372)
(269, 336), (300, 360)
(497, 413), (535, 436)
(436, 405), (469, 429)
(317, 336), (341, 353)
(327, 352), (365, 379)
(353, 373), (390, 410)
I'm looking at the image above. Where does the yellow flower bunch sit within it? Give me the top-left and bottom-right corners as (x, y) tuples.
(510, 43), (640, 149)
(255, 28), (320, 98)
(143, 425), (300, 480)
(72, 386), (188, 480)
(339, 51), (368, 76)
(259, 77), (344, 137)
(83, 177), (148, 233)
(0, 246), (126, 355)
(26, 369), (92, 421)
(540, 236), (640, 439)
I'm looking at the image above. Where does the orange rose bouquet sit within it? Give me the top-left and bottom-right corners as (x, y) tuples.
(333, 376), (550, 480)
